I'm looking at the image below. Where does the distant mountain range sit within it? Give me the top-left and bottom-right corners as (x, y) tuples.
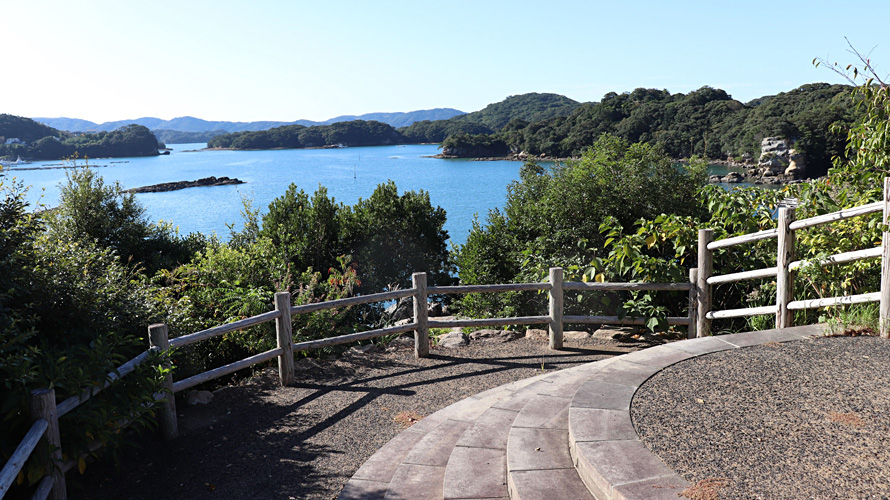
(33, 108), (466, 134)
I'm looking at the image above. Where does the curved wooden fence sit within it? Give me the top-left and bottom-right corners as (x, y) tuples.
(5, 177), (890, 500)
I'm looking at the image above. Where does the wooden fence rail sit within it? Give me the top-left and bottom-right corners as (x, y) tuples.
(10, 180), (890, 499)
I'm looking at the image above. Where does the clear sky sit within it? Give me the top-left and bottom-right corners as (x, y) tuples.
(5, 0), (890, 124)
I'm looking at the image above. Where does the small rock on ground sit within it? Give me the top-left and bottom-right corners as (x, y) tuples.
(468, 329), (522, 343)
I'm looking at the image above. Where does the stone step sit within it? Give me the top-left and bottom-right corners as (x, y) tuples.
(505, 360), (619, 500)
(440, 362), (613, 500)
(338, 370), (561, 500)
(339, 325), (824, 500)
(566, 326), (819, 500)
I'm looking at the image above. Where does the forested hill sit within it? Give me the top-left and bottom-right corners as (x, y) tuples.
(207, 120), (406, 149)
(0, 114), (161, 161)
(399, 93), (580, 143)
(440, 83), (857, 176)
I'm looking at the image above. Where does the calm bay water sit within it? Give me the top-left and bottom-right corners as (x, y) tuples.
(7, 144), (522, 246)
(5, 144), (757, 246)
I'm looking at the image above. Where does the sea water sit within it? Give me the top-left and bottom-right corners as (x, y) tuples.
(4, 144), (758, 246)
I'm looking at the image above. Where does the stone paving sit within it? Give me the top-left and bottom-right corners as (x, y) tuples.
(338, 324), (824, 500)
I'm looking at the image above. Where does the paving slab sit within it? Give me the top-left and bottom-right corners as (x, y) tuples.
(351, 427), (428, 482)
(338, 478), (388, 500)
(572, 439), (678, 500)
(455, 407), (517, 450)
(568, 408), (637, 443)
(584, 359), (662, 387)
(571, 380), (637, 410)
(611, 475), (691, 500)
(619, 345), (696, 368)
(507, 427), (573, 471)
(403, 419), (472, 467)
(385, 463), (445, 500)
(662, 335), (736, 355)
(443, 446), (508, 499)
(512, 394), (571, 430)
(508, 468), (594, 500)
(716, 324), (824, 347)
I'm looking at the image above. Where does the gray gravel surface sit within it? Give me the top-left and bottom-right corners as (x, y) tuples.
(72, 335), (639, 500)
(632, 335), (890, 500)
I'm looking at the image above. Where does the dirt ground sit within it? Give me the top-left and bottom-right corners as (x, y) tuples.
(71, 333), (642, 500)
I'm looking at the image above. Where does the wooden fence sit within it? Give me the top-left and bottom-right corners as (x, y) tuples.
(5, 178), (890, 500)
(696, 177), (890, 338)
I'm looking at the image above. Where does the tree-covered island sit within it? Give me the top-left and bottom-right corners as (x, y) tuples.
(208, 84), (857, 179)
(0, 114), (162, 161)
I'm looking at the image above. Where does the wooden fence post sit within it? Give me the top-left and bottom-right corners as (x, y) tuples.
(688, 268), (698, 339)
(696, 229), (713, 336)
(881, 177), (890, 339)
(148, 324), (178, 441)
(30, 388), (66, 500)
(549, 267), (564, 350)
(274, 292), (295, 386)
(776, 207), (796, 329)
(413, 272), (429, 358)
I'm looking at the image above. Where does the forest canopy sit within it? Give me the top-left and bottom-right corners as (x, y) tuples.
(0, 115), (162, 160)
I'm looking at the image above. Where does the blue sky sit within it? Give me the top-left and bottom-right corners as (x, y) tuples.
(6, 0), (890, 123)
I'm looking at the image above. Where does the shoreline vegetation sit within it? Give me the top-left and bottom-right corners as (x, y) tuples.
(204, 83), (857, 181)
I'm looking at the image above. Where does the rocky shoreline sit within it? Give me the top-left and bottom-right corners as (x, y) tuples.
(123, 176), (244, 193)
(436, 136), (809, 186)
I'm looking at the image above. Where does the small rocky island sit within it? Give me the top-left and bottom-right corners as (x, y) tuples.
(709, 136), (805, 185)
(124, 176), (244, 193)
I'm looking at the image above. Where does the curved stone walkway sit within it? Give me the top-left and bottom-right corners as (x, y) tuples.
(337, 324), (823, 500)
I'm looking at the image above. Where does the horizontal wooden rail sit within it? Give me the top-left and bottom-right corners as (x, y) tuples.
(707, 228), (778, 250)
(562, 281), (692, 291)
(707, 267), (778, 285)
(563, 315), (691, 325)
(172, 347), (284, 393)
(170, 310), (282, 349)
(788, 292), (881, 310)
(705, 305), (778, 320)
(427, 283), (550, 294)
(290, 288), (417, 315)
(292, 323), (418, 351)
(57, 350), (152, 417)
(789, 246), (882, 271)
(428, 316), (550, 328)
(789, 202), (882, 231)
(0, 419), (48, 497)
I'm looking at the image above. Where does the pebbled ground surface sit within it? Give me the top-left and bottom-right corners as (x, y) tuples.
(632, 335), (890, 500)
(71, 334), (640, 500)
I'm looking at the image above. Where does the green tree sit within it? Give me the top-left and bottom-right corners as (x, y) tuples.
(47, 168), (199, 274)
(456, 134), (707, 317)
(348, 181), (453, 293)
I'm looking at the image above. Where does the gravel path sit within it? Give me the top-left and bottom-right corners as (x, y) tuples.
(632, 335), (890, 500)
(73, 334), (639, 500)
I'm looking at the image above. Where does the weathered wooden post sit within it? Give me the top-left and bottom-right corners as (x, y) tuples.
(148, 324), (178, 441)
(30, 388), (66, 500)
(776, 207), (796, 329)
(549, 267), (564, 350)
(412, 272), (429, 358)
(274, 292), (295, 386)
(688, 268), (698, 339)
(696, 229), (714, 336)
(880, 177), (890, 339)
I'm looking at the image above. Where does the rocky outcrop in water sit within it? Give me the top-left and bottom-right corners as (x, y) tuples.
(757, 137), (805, 179)
(124, 176), (244, 193)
